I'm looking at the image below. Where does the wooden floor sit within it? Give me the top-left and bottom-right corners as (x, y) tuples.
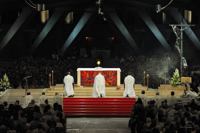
(46, 84), (157, 98)
(0, 84), (186, 106)
(46, 84), (186, 98)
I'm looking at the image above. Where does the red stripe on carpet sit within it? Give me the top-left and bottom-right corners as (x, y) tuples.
(63, 98), (136, 116)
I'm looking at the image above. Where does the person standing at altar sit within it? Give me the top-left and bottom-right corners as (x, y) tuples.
(93, 72), (106, 98)
(63, 72), (74, 97)
(124, 72), (136, 98)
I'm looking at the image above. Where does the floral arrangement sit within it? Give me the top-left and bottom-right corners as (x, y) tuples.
(171, 68), (180, 86)
(0, 73), (10, 89)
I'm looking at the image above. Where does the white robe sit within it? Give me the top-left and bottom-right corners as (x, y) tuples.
(53, 95), (62, 105)
(152, 95), (162, 107)
(93, 73), (106, 97)
(63, 74), (74, 96)
(167, 96), (177, 107)
(38, 95), (48, 105)
(23, 95), (33, 108)
(138, 94), (148, 106)
(123, 75), (136, 97)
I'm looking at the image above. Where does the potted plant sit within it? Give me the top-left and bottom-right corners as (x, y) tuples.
(0, 73), (10, 91)
(171, 69), (181, 86)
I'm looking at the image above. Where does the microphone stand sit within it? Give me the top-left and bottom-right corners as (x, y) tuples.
(23, 76), (32, 97)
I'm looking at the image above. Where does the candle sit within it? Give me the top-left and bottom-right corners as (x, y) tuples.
(147, 74), (149, 89)
(143, 71), (145, 85)
(52, 70), (54, 85)
(49, 73), (51, 87)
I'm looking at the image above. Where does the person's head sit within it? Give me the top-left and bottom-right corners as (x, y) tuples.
(45, 99), (48, 104)
(171, 91), (175, 96)
(31, 100), (35, 104)
(15, 100), (20, 105)
(146, 117), (151, 123)
(142, 90), (145, 94)
(33, 105), (40, 113)
(3, 102), (8, 107)
(27, 92), (31, 95)
(156, 92), (159, 95)
(55, 93), (59, 95)
(68, 72), (71, 75)
(128, 72), (132, 75)
(53, 103), (58, 111)
(42, 92), (45, 95)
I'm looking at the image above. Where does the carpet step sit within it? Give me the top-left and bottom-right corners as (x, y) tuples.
(63, 98), (135, 116)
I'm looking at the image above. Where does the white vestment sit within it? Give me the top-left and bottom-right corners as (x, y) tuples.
(23, 95), (33, 108)
(152, 95), (162, 107)
(63, 74), (74, 96)
(93, 73), (106, 97)
(138, 94), (148, 106)
(53, 95), (62, 105)
(124, 75), (136, 97)
(38, 95), (48, 105)
(167, 96), (177, 107)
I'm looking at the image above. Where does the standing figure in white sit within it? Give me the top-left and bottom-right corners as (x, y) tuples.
(124, 72), (136, 98)
(63, 72), (74, 97)
(93, 72), (106, 98)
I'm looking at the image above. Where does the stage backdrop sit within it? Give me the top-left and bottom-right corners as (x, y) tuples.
(81, 71), (117, 86)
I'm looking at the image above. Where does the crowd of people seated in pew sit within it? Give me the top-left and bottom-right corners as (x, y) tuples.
(0, 55), (84, 89)
(0, 53), (199, 90)
(129, 90), (200, 133)
(0, 92), (65, 133)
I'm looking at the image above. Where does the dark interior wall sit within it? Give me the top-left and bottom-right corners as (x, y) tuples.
(0, 7), (200, 62)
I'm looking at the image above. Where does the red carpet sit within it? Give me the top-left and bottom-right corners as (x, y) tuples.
(63, 98), (136, 116)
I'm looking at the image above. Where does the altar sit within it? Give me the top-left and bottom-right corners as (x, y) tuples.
(77, 68), (121, 86)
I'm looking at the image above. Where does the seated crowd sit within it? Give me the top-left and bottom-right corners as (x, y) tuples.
(0, 53), (199, 90)
(129, 91), (200, 133)
(0, 93), (65, 133)
(0, 54), (85, 89)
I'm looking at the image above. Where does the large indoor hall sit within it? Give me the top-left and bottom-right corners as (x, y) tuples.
(0, 0), (200, 133)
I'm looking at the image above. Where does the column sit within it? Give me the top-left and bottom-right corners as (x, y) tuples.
(117, 70), (121, 86)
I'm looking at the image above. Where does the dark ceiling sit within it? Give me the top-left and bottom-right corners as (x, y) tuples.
(0, 0), (199, 11)
(0, 0), (200, 61)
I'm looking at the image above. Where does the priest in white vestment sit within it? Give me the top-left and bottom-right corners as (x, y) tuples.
(63, 72), (74, 97)
(93, 73), (106, 97)
(23, 92), (33, 108)
(124, 73), (136, 97)
(53, 93), (62, 105)
(138, 90), (148, 106)
(38, 92), (48, 105)
(152, 92), (162, 107)
(167, 91), (177, 107)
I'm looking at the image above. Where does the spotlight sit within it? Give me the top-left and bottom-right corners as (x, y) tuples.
(155, 0), (173, 13)
(156, 4), (161, 13)
(103, 16), (106, 21)
(182, 57), (188, 68)
(36, 4), (45, 11)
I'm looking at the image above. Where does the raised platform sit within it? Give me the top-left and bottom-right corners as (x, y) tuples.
(47, 84), (156, 98)
(63, 98), (136, 116)
(0, 84), (188, 117)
